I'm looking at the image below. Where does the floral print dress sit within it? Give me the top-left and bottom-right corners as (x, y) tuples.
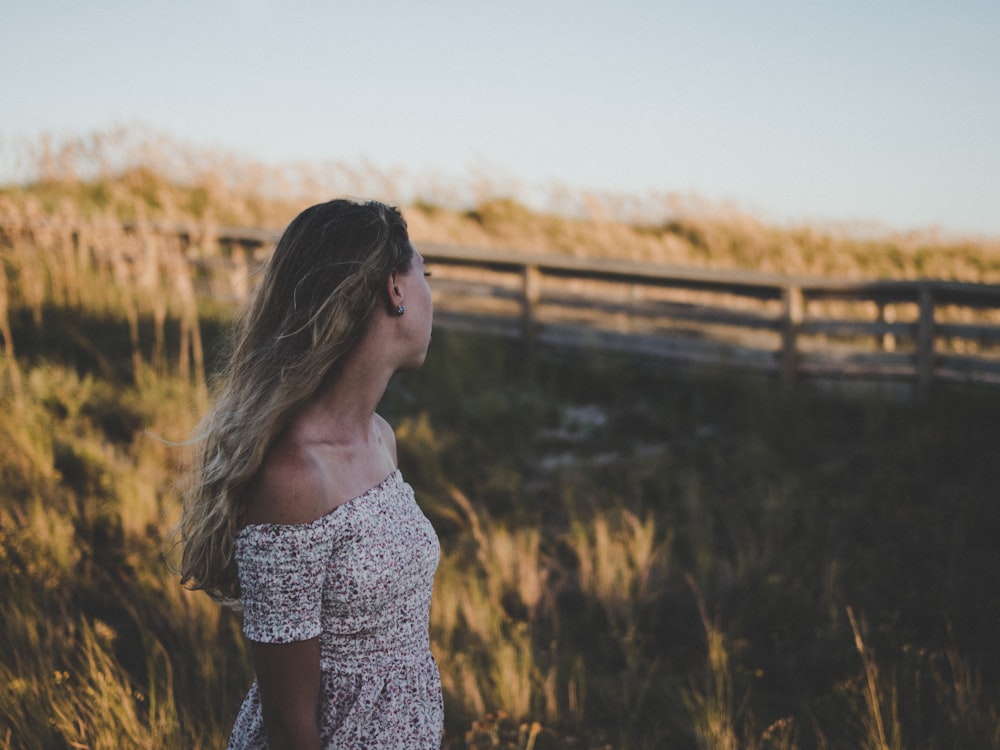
(227, 470), (443, 749)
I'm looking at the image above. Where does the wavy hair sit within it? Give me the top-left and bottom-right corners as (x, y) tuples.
(174, 199), (413, 606)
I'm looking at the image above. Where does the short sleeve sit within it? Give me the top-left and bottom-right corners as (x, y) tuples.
(235, 524), (332, 643)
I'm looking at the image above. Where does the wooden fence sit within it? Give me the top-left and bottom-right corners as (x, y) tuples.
(200, 226), (1000, 392)
(5, 218), (997, 392)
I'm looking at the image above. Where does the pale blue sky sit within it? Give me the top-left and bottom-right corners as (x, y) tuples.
(3, 1), (999, 236)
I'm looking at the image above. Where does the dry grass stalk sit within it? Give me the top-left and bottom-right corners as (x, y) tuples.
(0, 260), (23, 405)
(846, 605), (901, 750)
(177, 233), (208, 401)
(13, 229), (45, 330)
(571, 510), (669, 633)
(686, 573), (739, 750)
(136, 224), (167, 374)
(106, 234), (144, 386)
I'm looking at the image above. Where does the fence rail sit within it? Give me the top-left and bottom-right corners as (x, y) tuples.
(6, 219), (999, 392)
(193, 226), (1000, 391)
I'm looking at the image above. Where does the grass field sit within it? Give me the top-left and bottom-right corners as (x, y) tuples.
(4, 125), (999, 282)
(3, 307), (999, 749)
(2, 133), (1000, 748)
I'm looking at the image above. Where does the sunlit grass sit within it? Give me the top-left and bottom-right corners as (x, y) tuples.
(0, 356), (247, 749)
(2, 137), (1000, 747)
(4, 125), (1000, 285)
(4, 312), (1000, 748)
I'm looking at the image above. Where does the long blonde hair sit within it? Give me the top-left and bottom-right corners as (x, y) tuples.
(175, 199), (413, 605)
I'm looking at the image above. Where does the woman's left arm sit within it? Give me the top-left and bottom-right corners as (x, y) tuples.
(251, 637), (323, 750)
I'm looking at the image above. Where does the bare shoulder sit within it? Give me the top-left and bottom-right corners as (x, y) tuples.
(242, 444), (327, 527)
(241, 416), (399, 527)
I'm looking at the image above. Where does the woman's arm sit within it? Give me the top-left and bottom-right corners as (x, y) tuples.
(251, 638), (323, 749)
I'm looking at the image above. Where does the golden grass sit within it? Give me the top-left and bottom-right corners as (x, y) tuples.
(0, 359), (245, 749)
(3, 332), (1000, 747)
(3, 126), (1000, 748)
(4, 125), (1000, 284)
(847, 606), (902, 750)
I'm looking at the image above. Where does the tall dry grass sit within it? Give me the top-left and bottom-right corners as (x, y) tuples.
(0, 350), (247, 748)
(0, 194), (213, 402)
(847, 606), (901, 750)
(3, 298), (1000, 747)
(2, 127), (1000, 748)
(0, 256), (22, 406)
(4, 124), (1000, 283)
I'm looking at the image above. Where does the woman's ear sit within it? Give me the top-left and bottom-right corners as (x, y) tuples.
(384, 271), (404, 312)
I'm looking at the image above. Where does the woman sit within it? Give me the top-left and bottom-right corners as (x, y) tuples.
(175, 199), (442, 748)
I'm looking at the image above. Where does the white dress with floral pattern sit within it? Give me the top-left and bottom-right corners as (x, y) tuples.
(227, 470), (443, 749)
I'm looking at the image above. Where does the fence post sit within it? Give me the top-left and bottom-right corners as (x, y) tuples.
(781, 285), (803, 382)
(522, 263), (542, 343)
(877, 302), (897, 352)
(917, 283), (935, 395)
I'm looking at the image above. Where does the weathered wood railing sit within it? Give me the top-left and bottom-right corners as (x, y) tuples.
(6, 218), (998, 391)
(197, 226), (1000, 391)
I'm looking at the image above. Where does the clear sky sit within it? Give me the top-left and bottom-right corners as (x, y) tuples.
(3, 1), (999, 237)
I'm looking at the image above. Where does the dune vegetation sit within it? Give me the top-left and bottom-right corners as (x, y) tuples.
(1, 127), (999, 748)
(3, 124), (999, 281)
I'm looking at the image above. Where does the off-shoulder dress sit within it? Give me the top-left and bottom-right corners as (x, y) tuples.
(226, 470), (443, 749)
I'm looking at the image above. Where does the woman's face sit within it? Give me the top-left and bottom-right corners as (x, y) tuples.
(396, 249), (434, 369)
